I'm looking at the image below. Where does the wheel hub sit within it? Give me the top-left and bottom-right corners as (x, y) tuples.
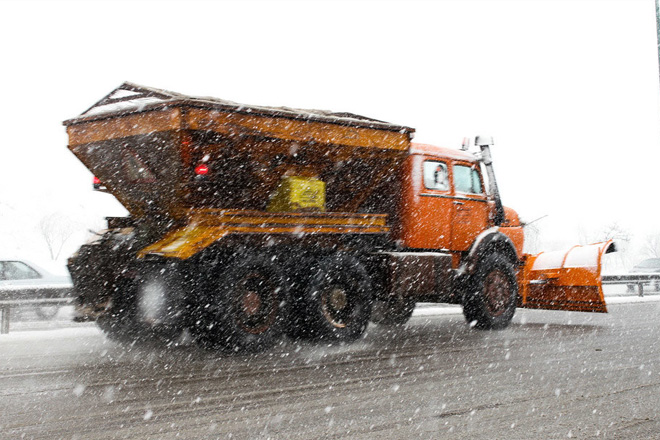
(242, 291), (262, 316)
(234, 272), (278, 334)
(321, 285), (353, 328)
(328, 287), (348, 311)
(484, 270), (510, 317)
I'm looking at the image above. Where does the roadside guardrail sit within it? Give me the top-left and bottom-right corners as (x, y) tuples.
(0, 297), (73, 334)
(601, 273), (660, 297)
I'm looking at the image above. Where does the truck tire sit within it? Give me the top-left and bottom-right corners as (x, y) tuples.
(370, 296), (415, 326)
(97, 288), (146, 344)
(193, 254), (286, 352)
(462, 253), (517, 330)
(97, 268), (185, 345)
(289, 254), (372, 342)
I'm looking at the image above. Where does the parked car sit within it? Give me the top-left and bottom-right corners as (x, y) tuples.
(628, 258), (660, 292)
(0, 259), (73, 319)
(630, 258), (660, 273)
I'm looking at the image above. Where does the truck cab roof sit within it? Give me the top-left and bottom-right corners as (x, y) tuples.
(409, 143), (478, 163)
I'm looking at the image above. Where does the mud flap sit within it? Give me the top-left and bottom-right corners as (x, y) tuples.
(520, 240), (616, 313)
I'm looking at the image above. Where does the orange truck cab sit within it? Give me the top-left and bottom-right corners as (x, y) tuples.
(64, 83), (614, 352)
(392, 139), (612, 319)
(398, 142), (522, 253)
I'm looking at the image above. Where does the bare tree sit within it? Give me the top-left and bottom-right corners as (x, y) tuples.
(579, 221), (630, 245)
(577, 222), (631, 272)
(642, 231), (660, 258)
(38, 212), (79, 260)
(599, 222), (631, 242)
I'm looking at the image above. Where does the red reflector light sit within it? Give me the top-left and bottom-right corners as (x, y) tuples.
(93, 176), (101, 184)
(195, 164), (209, 175)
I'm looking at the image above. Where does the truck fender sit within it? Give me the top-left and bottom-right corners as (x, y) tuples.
(458, 227), (520, 279)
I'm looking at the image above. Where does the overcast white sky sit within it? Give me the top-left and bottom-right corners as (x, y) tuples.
(0, 0), (659, 262)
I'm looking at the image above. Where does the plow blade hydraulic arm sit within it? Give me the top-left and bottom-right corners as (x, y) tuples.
(520, 240), (616, 313)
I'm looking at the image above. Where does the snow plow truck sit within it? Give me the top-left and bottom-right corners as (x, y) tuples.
(64, 83), (615, 351)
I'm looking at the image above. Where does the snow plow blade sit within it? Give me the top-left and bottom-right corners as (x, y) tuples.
(520, 240), (616, 313)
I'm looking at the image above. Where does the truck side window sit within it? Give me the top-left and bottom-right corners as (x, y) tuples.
(423, 161), (449, 191)
(454, 165), (483, 194)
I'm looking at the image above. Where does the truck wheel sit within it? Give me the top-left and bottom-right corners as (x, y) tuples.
(194, 254), (286, 352)
(463, 253), (517, 330)
(290, 254), (372, 342)
(97, 289), (141, 344)
(98, 268), (185, 345)
(370, 296), (415, 326)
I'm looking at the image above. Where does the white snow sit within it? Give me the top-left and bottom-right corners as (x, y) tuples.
(602, 295), (660, 304)
(0, 326), (101, 341)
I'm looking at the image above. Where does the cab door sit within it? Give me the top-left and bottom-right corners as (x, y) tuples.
(398, 155), (453, 249)
(450, 162), (489, 251)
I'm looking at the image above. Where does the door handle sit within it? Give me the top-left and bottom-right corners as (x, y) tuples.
(453, 201), (464, 205)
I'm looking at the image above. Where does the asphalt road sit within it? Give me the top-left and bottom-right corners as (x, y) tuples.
(1, 302), (659, 440)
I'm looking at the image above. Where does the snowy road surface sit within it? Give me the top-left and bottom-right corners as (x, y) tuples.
(1, 301), (659, 439)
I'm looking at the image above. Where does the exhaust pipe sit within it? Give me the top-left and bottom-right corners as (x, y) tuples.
(475, 136), (505, 226)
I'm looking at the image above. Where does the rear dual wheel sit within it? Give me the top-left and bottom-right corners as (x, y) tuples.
(287, 254), (373, 342)
(98, 267), (185, 344)
(193, 254), (286, 352)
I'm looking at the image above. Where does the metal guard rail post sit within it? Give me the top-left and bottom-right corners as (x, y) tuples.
(601, 274), (660, 298)
(0, 298), (73, 334)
